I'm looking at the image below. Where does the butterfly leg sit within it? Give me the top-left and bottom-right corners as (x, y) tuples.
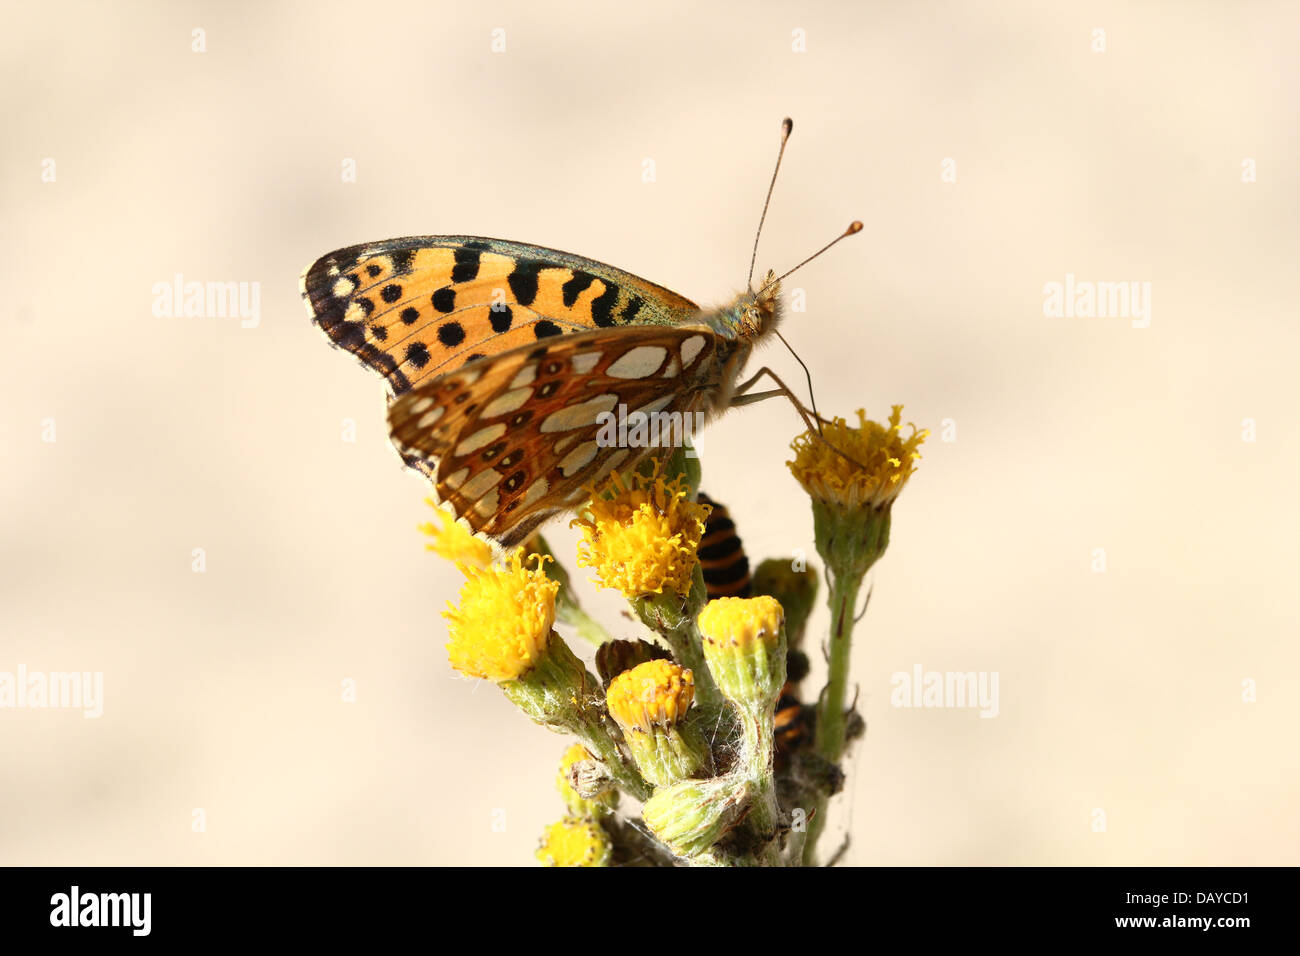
(732, 367), (775, 398)
(729, 367), (820, 430)
(729, 388), (786, 405)
(728, 367), (868, 469)
(733, 367), (826, 422)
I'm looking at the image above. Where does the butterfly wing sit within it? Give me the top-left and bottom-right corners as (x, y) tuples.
(387, 324), (724, 548)
(300, 236), (701, 395)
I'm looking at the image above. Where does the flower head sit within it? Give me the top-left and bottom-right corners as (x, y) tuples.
(698, 595), (785, 654)
(443, 550), (559, 682)
(535, 817), (611, 867)
(641, 775), (754, 862)
(697, 596), (787, 711)
(605, 659), (706, 786)
(605, 659), (696, 733)
(572, 466), (711, 599)
(418, 499), (493, 569)
(788, 405), (927, 512)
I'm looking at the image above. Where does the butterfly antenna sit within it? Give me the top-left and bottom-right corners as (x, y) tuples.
(747, 117), (794, 290)
(759, 221), (864, 437)
(764, 221), (864, 292)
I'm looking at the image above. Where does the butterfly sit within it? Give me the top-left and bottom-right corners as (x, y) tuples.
(300, 119), (860, 549)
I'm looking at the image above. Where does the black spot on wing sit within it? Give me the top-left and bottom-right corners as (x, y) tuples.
(336, 320), (365, 350)
(452, 247), (481, 283)
(508, 260), (543, 306)
(304, 249), (420, 393)
(490, 305), (513, 333)
(620, 295), (643, 323)
(438, 322), (466, 347)
(533, 320), (562, 339)
(561, 271), (596, 307)
(389, 248), (416, 275)
(591, 283), (619, 327)
(405, 342), (431, 369)
(432, 287), (456, 313)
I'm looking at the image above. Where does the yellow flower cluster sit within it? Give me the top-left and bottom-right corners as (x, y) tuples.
(605, 659), (696, 733)
(425, 402), (928, 865)
(787, 405), (927, 511)
(443, 550), (559, 681)
(698, 595), (787, 712)
(535, 817), (611, 867)
(697, 595), (785, 653)
(418, 499), (493, 568)
(572, 467), (711, 598)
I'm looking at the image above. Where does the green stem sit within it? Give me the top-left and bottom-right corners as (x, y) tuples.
(559, 601), (614, 646)
(575, 706), (652, 802)
(740, 712), (782, 865)
(816, 572), (862, 764)
(502, 637), (653, 802)
(804, 570), (862, 864)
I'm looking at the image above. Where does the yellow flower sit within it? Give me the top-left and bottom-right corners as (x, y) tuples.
(572, 467), (711, 599)
(605, 659), (696, 733)
(697, 596), (787, 711)
(535, 817), (611, 867)
(788, 405), (927, 512)
(698, 595), (785, 654)
(443, 550), (559, 681)
(605, 659), (706, 786)
(418, 499), (493, 569)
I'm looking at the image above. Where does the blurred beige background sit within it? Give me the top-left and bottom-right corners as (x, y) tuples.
(2, 0), (1296, 865)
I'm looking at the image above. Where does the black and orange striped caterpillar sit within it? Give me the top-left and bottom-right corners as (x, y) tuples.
(698, 492), (810, 758)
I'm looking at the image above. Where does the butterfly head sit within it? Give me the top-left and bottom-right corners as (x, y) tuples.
(734, 269), (783, 340)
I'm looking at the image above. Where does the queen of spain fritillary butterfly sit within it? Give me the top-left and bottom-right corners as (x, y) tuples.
(300, 119), (861, 549)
